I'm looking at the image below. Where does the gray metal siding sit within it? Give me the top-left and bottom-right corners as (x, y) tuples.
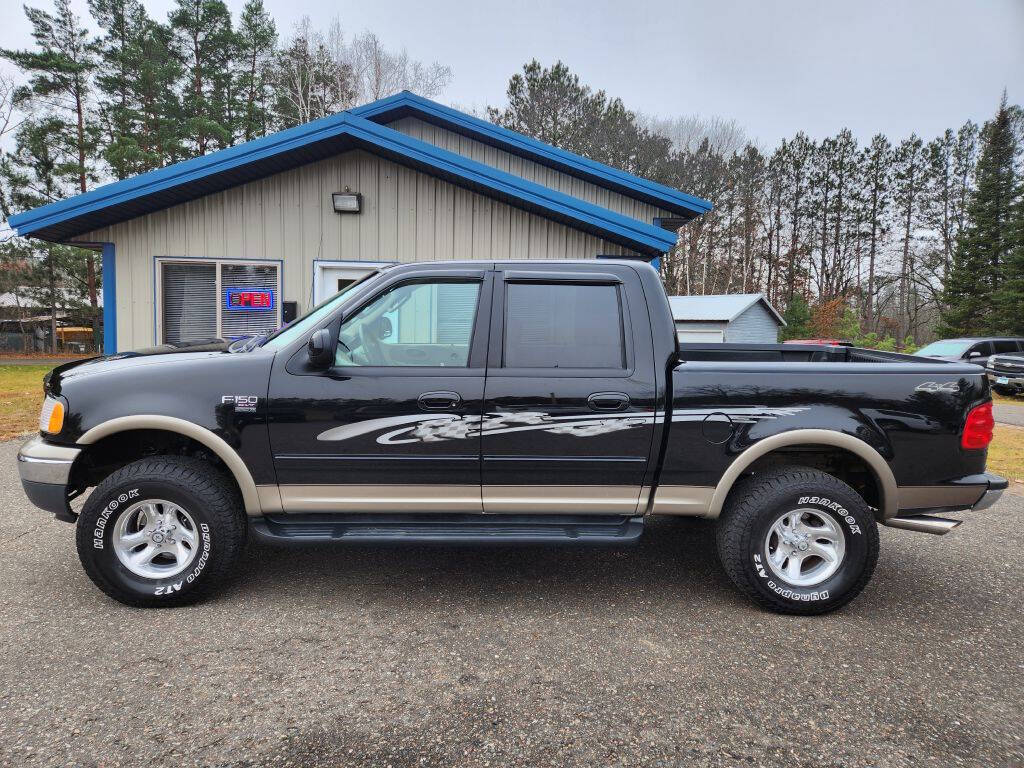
(387, 117), (678, 226)
(723, 303), (781, 343)
(73, 149), (638, 351)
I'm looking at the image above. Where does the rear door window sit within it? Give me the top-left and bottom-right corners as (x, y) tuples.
(503, 282), (625, 369)
(993, 340), (1018, 353)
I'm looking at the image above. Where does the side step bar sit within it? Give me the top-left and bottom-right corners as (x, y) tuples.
(882, 514), (962, 535)
(251, 513), (645, 545)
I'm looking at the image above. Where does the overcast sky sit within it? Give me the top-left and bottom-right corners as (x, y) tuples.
(1, 0), (1022, 147)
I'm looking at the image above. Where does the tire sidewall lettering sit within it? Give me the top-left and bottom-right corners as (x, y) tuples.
(92, 488), (141, 549)
(797, 495), (862, 535)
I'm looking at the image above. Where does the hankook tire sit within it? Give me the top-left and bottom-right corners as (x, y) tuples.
(75, 456), (246, 608)
(716, 466), (879, 615)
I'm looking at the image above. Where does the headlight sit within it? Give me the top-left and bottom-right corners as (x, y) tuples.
(39, 396), (66, 434)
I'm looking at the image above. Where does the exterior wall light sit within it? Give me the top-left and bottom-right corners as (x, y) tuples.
(332, 192), (362, 213)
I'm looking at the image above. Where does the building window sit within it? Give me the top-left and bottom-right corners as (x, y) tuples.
(159, 259), (281, 344)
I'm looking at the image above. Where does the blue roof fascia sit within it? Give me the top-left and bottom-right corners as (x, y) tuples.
(347, 120), (677, 253)
(11, 111), (677, 254)
(8, 109), (355, 237)
(352, 91), (713, 218)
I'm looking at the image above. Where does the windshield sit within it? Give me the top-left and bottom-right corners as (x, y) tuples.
(261, 271), (379, 350)
(916, 340), (972, 357)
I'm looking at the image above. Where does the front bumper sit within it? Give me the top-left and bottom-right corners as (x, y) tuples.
(17, 435), (81, 522)
(987, 368), (1024, 389)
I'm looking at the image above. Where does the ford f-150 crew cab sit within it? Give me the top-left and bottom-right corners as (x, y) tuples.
(17, 260), (1006, 613)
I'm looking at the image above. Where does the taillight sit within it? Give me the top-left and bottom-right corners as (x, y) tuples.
(962, 402), (994, 450)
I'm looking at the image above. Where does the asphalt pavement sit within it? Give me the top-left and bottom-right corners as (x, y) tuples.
(0, 436), (1021, 767)
(994, 403), (1024, 427)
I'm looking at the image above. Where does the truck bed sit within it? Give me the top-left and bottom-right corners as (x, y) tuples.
(677, 343), (944, 365)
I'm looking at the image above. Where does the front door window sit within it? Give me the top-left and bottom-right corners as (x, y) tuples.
(335, 280), (481, 368)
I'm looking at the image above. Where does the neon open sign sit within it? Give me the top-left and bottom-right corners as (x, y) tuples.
(225, 288), (275, 311)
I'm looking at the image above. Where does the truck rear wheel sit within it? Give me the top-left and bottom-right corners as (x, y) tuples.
(716, 467), (879, 615)
(75, 456), (246, 608)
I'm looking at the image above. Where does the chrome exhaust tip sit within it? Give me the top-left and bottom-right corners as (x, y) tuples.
(882, 514), (963, 535)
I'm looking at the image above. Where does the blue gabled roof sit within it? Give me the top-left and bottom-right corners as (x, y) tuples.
(352, 91), (712, 219)
(8, 99), (692, 255)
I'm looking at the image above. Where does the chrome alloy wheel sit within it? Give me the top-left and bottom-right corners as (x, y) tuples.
(763, 508), (846, 587)
(112, 499), (200, 579)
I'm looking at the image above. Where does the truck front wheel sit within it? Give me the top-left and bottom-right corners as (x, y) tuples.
(716, 467), (879, 615)
(75, 456), (247, 608)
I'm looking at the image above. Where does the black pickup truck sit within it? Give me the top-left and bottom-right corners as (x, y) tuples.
(18, 260), (1005, 614)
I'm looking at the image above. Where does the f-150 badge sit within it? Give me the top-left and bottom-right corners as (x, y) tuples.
(221, 395), (259, 412)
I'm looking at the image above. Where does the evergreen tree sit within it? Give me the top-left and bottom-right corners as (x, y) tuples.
(779, 294), (812, 340)
(235, 0), (276, 141)
(941, 96), (1020, 335)
(780, 132), (814, 301)
(2, 0), (101, 330)
(488, 60), (668, 174)
(0, 118), (98, 352)
(892, 134), (925, 339)
(169, 0), (236, 154)
(859, 134), (893, 329)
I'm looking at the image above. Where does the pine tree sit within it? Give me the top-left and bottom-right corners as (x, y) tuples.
(2, 0), (101, 332)
(859, 135), (892, 329)
(940, 96), (1020, 336)
(487, 60), (668, 174)
(991, 106), (1024, 333)
(0, 118), (98, 352)
(235, 0), (276, 141)
(781, 133), (814, 301)
(779, 294), (812, 340)
(169, 0), (236, 155)
(90, 0), (149, 177)
(892, 135), (925, 339)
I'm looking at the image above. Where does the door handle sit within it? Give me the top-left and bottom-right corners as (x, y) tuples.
(418, 391), (462, 410)
(588, 392), (630, 411)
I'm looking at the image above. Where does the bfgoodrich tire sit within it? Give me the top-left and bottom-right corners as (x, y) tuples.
(716, 466), (879, 615)
(75, 456), (246, 608)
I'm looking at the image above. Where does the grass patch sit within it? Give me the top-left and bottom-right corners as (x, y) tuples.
(987, 424), (1024, 483)
(992, 390), (1024, 407)
(0, 365), (55, 441)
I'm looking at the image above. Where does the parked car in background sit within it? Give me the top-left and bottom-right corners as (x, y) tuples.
(986, 352), (1024, 394)
(916, 337), (1024, 367)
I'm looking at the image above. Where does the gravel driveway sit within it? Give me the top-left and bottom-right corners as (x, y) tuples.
(0, 436), (1021, 767)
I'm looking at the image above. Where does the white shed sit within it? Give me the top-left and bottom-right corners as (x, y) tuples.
(668, 293), (785, 343)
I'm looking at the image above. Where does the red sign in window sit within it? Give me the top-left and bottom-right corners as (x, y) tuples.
(225, 288), (275, 311)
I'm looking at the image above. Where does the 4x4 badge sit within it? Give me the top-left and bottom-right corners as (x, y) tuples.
(915, 381), (960, 393)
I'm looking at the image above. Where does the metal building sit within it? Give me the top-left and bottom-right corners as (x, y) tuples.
(8, 92), (711, 353)
(668, 293), (785, 343)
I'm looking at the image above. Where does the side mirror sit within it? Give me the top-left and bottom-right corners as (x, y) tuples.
(968, 351), (982, 359)
(307, 328), (334, 368)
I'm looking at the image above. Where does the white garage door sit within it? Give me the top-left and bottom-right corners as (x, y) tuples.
(677, 329), (725, 343)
